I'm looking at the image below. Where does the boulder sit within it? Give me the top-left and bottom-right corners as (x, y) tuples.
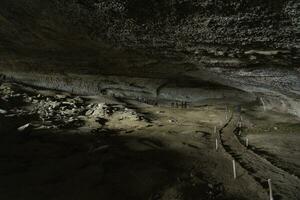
(17, 123), (33, 132)
(0, 109), (7, 114)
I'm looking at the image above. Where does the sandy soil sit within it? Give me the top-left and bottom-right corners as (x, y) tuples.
(0, 82), (299, 200)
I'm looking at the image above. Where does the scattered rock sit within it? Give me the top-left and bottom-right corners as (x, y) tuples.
(55, 94), (68, 99)
(168, 119), (176, 123)
(0, 109), (7, 114)
(1, 84), (145, 131)
(74, 96), (84, 103)
(85, 109), (94, 116)
(5, 114), (16, 117)
(17, 123), (33, 132)
(62, 101), (74, 106)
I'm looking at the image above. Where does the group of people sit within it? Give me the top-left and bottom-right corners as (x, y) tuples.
(136, 97), (189, 109)
(171, 101), (188, 108)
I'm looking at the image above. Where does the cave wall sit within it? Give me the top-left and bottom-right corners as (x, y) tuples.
(0, 0), (299, 71)
(0, 0), (300, 116)
(53, 0), (300, 67)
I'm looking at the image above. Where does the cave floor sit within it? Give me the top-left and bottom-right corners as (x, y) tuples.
(0, 82), (299, 200)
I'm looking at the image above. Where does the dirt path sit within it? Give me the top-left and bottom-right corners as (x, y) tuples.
(137, 105), (268, 200)
(220, 114), (300, 200)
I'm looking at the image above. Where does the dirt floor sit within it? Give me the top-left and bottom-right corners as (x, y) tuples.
(0, 82), (299, 200)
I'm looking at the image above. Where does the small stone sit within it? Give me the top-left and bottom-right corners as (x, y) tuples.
(0, 109), (7, 114)
(55, 94), (67, 99)
(74, 96), (84, 103)
(17, 123), (32, 132)
(138, 116), (144, 121)
(216, 51), (224, 56)
(85, 110), (94, 116)
(62, 101), (74, 105)
(5, 114), (16, 117)
(249, 55), (257, 60)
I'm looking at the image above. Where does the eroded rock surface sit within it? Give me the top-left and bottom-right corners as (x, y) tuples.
(0, 0), (299, 116)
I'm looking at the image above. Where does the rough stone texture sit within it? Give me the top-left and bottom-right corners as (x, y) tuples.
(53, 0), (300, 67)
(0, 0), (299, 70)
(0, 0), (299, 116)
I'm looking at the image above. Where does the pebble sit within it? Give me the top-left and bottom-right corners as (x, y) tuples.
(17, 123), (32, 132)
(55, 94), (67, 99)
(0, 109), (7, 114)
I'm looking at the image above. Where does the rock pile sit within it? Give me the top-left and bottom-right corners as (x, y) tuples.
(0, 83), (147, 132)
(0, 84), (21, 102)
(0, 84), (30, 116)
(85, 103), (144, 122)
(30, 95), (86, 129)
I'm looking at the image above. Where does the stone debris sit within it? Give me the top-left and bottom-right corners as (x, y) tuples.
(85, 103), (144, 122)
(31, 94), (86, 129)
(17, 123), (32, 132)
(0, 83), (147, 132)
(55, 94), (68, 99)
(168, 119), (176, 123)
(35, 125), (58, 130)
(0, 109), (7, 114)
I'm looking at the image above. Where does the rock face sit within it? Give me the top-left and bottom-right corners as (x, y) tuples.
(0, 0), (299, 116)
(0, 0), (298, 69)
(60, 0), (299, 67)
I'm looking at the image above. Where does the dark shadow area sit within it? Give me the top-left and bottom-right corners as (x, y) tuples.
(0, 114), (225, 200)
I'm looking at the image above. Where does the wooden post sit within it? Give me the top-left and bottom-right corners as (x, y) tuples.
(238, 121), (242, 128)
(233, 160), (237, 179)
(216, 139), (218, 151)
(260, 97), (266, 111)
(268, 179), (273, 200)
(246, 138), (249, 147)
(214, 126), (217, 134)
